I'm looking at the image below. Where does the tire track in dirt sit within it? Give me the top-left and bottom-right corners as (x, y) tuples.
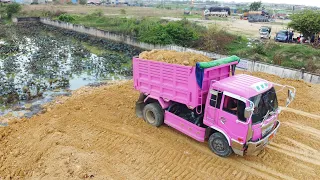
(89, 119), (295, 180)
(283, 121), (320, 139)
(1, 80), (320, 179)
(271, 143), (320, 162)
(268, 145), (320, 166)
(84, 118), (278, 180)
(283, 137), (319, 153)
(52, 105), (316, 180)
(281, 107), (320, 119)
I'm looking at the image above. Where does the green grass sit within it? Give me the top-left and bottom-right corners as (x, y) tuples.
(81, 42), (126, 57)
(69, 14), (160, 36)
(182, 14), (203, 19)
(81, 42), (105, 55)
(227, 39), (320, 72)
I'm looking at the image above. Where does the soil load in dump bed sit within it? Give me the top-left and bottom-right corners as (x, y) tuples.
(138, 50), (212, 66)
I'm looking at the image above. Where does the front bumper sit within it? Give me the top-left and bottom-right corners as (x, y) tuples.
(246, 120), (280, 155)
(275, 38), (287, 42)
(260, 34), (269, 38)
(231, 120), (280, 156)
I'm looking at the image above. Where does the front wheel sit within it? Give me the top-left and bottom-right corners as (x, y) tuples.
(208, 132), (233, 157)
(143, 103), (164, 127)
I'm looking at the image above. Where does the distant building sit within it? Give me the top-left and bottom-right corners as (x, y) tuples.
(108, 0), (133, 4)
(0, 0), (11, 3)
(13, 0), (47, 4)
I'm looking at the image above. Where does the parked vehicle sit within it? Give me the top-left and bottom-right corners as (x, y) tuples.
(184, 8), (191, 15)
(275, 30), (289, 42)
(133, 55), (295, 157)
(204, 6), (230, 19)
(259, 26), (271, 39)
(248, 11), (270, 22)
(87, 0), (101, 5)
(0, 0), (11, 3)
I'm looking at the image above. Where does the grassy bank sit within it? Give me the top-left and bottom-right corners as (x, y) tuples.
(228, 40), (320, 72)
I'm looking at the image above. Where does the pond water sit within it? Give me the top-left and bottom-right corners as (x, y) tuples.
(0, 23), (141, 120)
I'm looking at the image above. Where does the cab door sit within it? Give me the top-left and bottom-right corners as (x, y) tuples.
(216, 93), (249, 144)
(204, 89), (223, 127)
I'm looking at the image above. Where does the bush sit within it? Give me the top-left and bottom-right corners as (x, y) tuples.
(138, 24), (172, 45)
(0, 4), (6, 18)
(120, 9), (126, 15)
(54, 10), (67, 17)
(58, 14), (75, 22)
(6, 3), (21, 18)
(91, 9), (103, 17)
(40, 10), (53, 17)
(253, 43), (266, 55)
(164, 20), (199, 47)
(79, 0), (87, 5)
(138, 19), (201, 47)
(197, 26), (236, 53)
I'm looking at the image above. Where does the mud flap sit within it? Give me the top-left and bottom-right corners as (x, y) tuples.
(135, 93), (146, 118)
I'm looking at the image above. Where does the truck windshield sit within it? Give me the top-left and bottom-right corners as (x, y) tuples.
(249, 87), (278, 124)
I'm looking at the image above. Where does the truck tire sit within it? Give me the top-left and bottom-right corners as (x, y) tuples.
(143, 103), (164, 127)
(208, 132), (233, 157)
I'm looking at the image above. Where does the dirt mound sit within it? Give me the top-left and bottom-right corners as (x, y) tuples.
(0, 73), (320, 180)
(139, 50), (212, 66)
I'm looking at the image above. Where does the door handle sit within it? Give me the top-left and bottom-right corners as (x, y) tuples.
(220, 117), (226, 124)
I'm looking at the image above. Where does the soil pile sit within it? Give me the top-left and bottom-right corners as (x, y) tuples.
(0, 72), (319, 180)
(139, 50), (212, 66)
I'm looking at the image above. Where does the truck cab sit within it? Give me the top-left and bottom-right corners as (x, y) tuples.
(204, 74), (286, 156)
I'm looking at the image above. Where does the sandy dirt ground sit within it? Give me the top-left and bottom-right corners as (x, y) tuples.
(207, 19), (289, 38)
(0, 72), (319, 180)
(161, 17), (289, 38)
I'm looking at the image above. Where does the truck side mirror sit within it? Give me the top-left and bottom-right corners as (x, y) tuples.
(244, 107), (253, 119)
(286, 89), (295, 106)
(288, 89), (295, 100)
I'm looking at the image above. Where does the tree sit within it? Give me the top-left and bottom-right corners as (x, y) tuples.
(249, 1), (262, 11)
(5, 3), (21, 19)
(288, 10), (320, 39)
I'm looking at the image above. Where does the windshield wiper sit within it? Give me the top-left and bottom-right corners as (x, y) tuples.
(262, 110), (271, 124)
(262, 110), (277, 125)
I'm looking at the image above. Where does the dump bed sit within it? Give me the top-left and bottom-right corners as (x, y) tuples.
(133, 57), (238, 108)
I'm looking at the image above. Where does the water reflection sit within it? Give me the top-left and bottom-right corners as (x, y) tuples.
(0, 24), (141, 118)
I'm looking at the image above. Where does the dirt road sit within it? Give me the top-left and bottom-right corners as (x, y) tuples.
(161, 17), (289, 37)
(0, 72), (319, 180)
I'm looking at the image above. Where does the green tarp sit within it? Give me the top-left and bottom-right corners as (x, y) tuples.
(197, 55), (240, 69)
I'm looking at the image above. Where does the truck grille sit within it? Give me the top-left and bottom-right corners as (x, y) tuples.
(262, 121), (275, 137)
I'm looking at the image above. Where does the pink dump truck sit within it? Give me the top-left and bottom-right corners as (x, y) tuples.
(133, 55), (295, 157)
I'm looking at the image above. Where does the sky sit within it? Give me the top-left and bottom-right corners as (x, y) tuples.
(225, 0), (320, 7)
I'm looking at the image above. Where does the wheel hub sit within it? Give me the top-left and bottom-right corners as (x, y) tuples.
(213, 139), (225, 152)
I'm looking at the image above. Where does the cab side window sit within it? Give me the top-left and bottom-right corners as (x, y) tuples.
(210, 90), (222, 109)
(223, 96), (246, 122)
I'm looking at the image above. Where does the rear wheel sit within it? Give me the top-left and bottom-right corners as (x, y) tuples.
(209, 132), (233, 157)
(143, 103), (164, 127)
